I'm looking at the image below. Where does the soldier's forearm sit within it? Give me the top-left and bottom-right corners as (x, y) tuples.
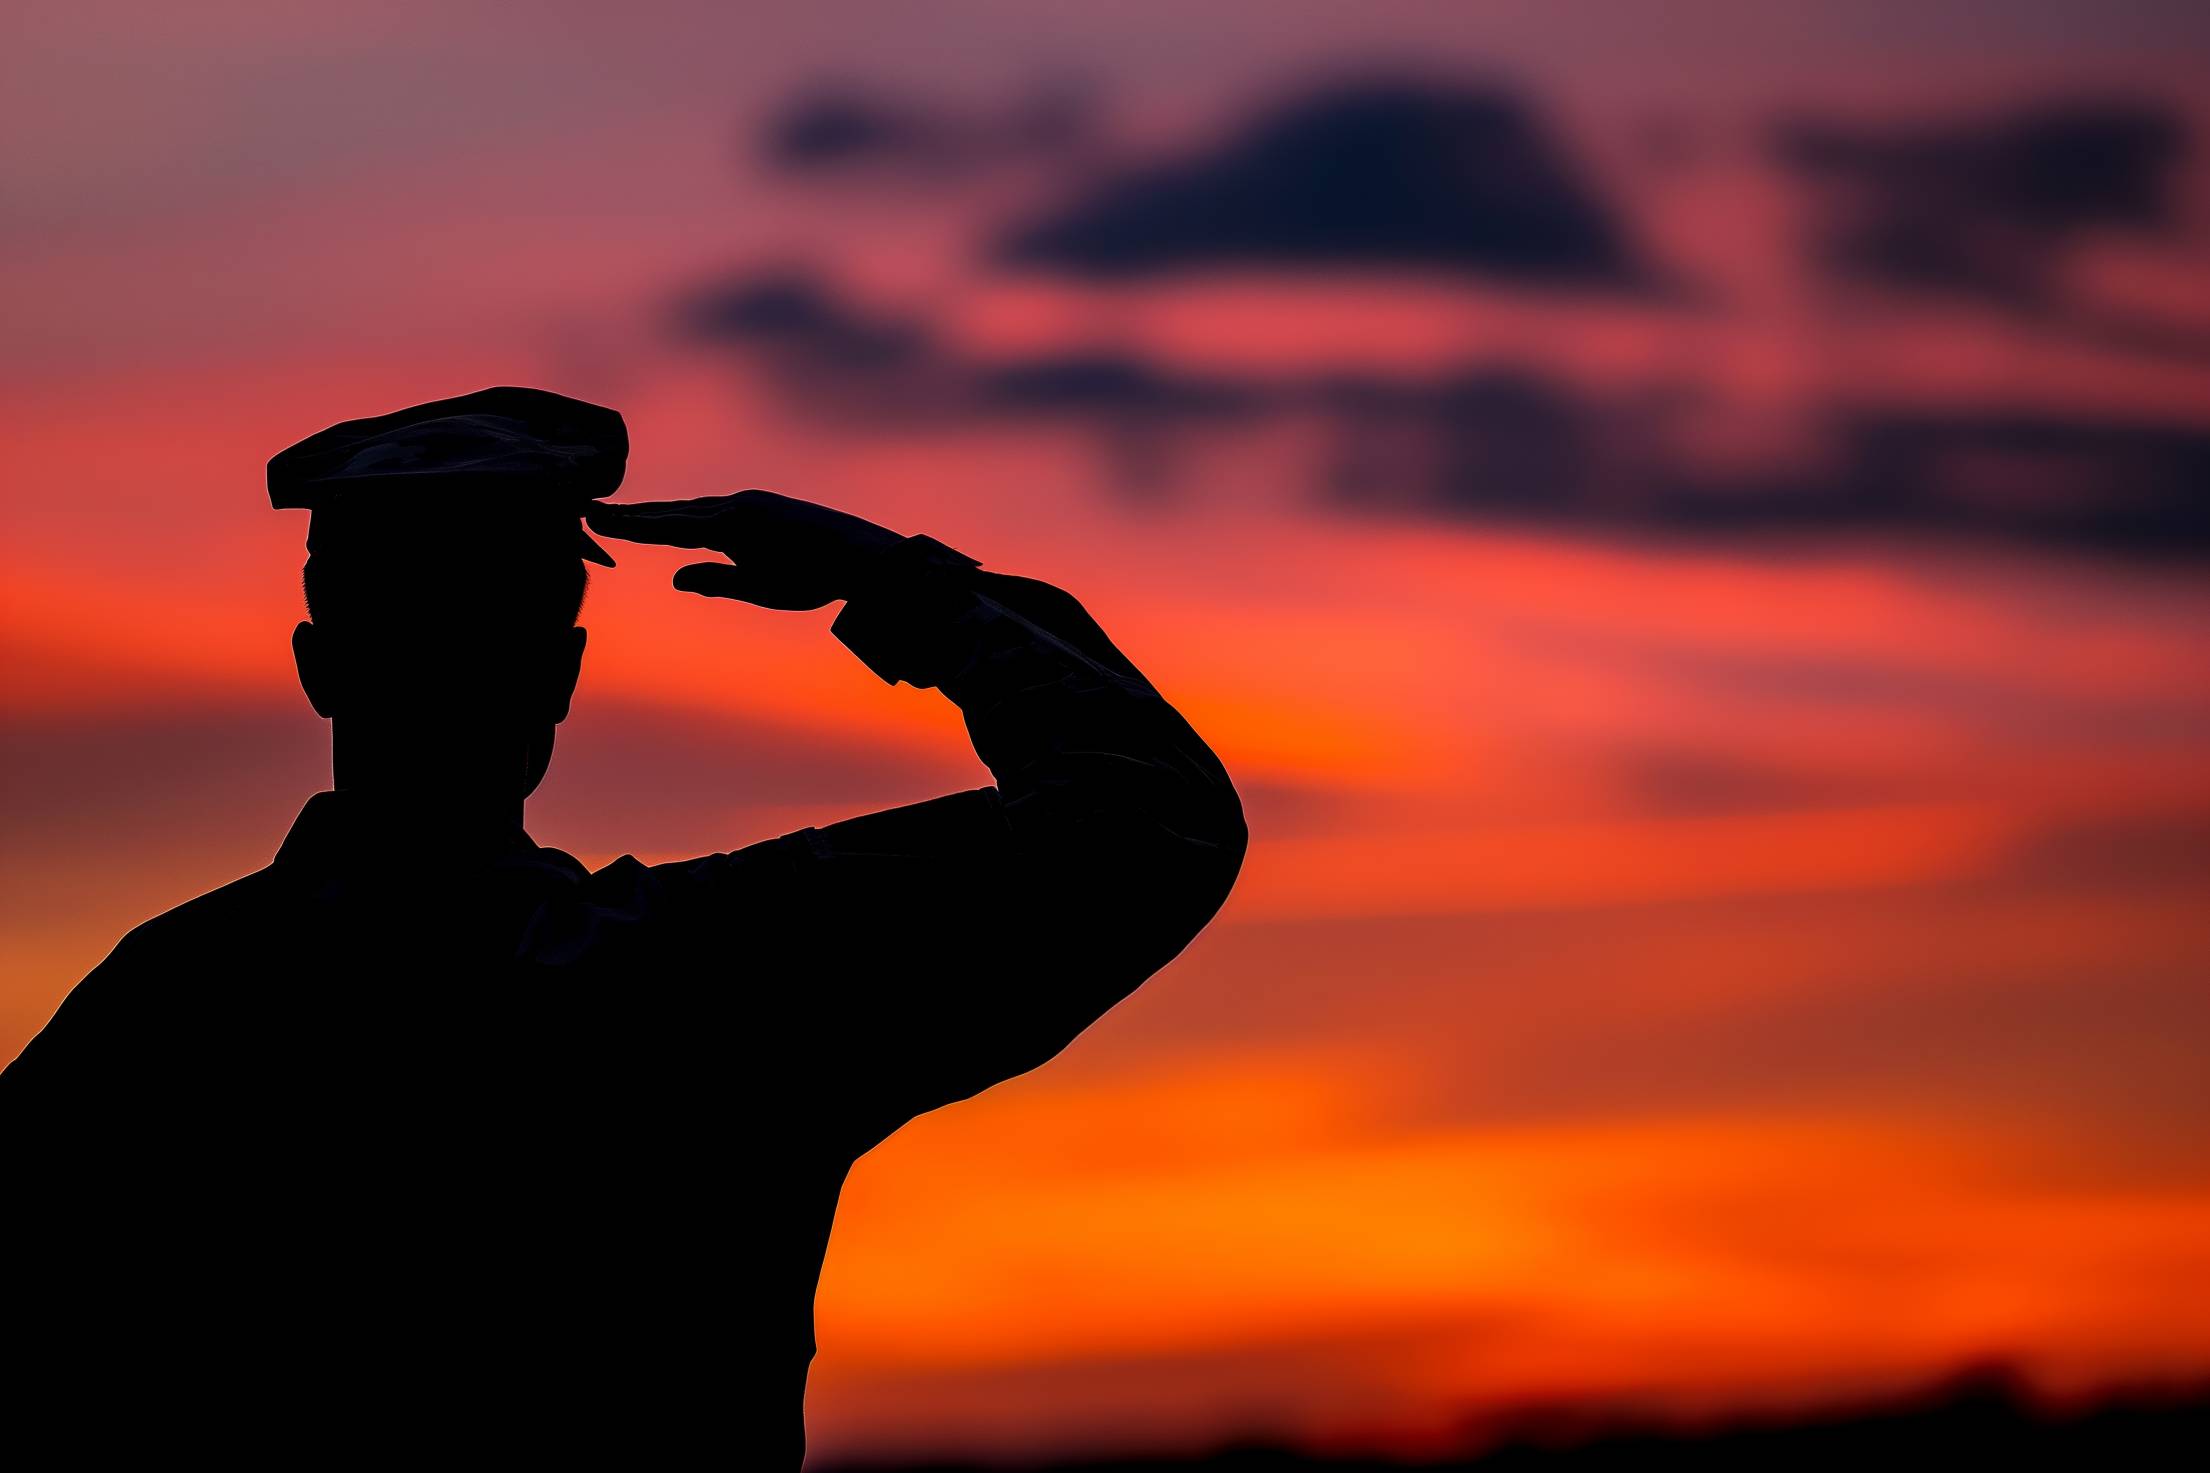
(830, 535), (1244, 895)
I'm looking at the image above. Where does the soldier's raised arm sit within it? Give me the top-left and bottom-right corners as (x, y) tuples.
(589, 492), (1246, 1148)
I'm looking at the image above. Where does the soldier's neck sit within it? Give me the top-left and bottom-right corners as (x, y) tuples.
(329, 726), (530, 837)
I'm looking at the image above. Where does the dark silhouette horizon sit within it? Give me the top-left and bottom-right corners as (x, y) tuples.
(1, 387), (1246, 1466)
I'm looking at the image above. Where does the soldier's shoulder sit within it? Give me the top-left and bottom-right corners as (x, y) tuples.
(6, 869), (292, 1080)
(103, 866), (294, 967)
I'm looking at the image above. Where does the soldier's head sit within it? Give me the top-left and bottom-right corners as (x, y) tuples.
(272, 387), (623, 802)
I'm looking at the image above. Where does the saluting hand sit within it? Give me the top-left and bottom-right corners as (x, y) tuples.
(584, 491), (904, 611)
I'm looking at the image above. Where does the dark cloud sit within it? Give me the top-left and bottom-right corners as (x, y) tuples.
(1830, 408), (2210, 553)
(671, 270), (957, 423)
(767, 91), (936, 172)
(1314, 361), (2210, 556)
(974, 352), (1272, 421)
(1326, 374), (2210, 555)
(761, 83), (1092, 180)
(673, 270), (932, 374)
(996, 80), (1655, 289)
(674, 271), (1282, 488)
(973, 353), (1280, 492)
(1401, 393), (2210, 555)
(1314, 368), (1593, 516)
(673, 269), (2210, 555)
(1776, 99), (2189, 308)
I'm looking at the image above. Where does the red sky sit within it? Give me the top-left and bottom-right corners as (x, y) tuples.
(6, 3), (2210, 1463)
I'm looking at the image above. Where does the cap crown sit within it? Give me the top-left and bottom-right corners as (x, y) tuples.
(269, 386), (625, 565)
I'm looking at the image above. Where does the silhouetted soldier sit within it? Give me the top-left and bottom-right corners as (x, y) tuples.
(1, 388), (1245, 1464)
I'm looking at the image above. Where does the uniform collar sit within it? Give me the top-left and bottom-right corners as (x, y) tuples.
(275, 790), (543, 875)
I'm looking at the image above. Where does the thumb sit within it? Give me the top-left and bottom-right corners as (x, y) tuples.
(672, 561), (755, 600)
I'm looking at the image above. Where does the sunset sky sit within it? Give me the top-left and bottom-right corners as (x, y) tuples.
(6, 2), (2210, 1463)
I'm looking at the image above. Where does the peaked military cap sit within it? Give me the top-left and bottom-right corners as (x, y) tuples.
(268, 386), (625, 566)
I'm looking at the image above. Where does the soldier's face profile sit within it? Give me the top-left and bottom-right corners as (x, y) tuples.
(295, 616), (586, 724)
(292, 548), (589, 729)
(289, 556), (590, 787)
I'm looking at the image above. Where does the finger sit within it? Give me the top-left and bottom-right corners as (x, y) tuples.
(587, 496), (727, 520)
(671, 562), (757, 600)
(584, 508), (720, 550)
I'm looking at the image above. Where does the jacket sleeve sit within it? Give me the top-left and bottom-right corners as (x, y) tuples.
(648, 535), (1246, 1147)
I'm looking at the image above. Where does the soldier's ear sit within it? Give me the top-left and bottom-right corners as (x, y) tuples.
(292, 620), (340, 719)
(549, 625), (586, 725)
